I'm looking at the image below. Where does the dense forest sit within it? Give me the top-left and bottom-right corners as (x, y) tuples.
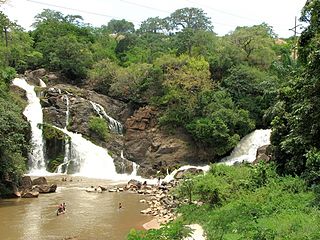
(1, 0), (320, 238)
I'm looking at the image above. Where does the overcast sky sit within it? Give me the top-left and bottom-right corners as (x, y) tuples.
(1, 0), (307, 37)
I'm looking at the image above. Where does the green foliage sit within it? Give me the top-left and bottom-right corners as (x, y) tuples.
(168, 7), (213, 32)
(270, 1), (320, 179)
(42, 124), (65, 140)
(0, 71), (29, 186)
(127, 221), (190, 240)
(138, 17), (168, 34)
(303, 148), (320, 185)
(88, 116), (110, 141)
(47, 154), (64, 172)
(174, 164), (320, 240)
(106, 19), (135, 35)
(221, 65), (279, 127)
(228, 23), (277, 69)
(177, 178), (195, 204)
(32, 9), (94, 81)
(88, 59), (120, 95)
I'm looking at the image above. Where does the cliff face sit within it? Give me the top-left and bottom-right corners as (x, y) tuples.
(124, 106), (210, 177)
(23, 69), (211, 177)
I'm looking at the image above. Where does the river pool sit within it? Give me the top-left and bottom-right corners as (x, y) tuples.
(0, 176), (152, 240)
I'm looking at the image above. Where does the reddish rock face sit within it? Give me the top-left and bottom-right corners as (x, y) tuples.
(124, 107), (210, 177)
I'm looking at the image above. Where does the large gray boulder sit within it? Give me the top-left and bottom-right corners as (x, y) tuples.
(32, 177), (48, 186)
(32, 184), (57, 193)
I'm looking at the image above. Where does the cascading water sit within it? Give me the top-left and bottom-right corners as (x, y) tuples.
(12, 78), (47, 174)
(56, 127), (119, 179)
(39, 78), (47, 88)
(221, 129), (272, 165)
(162, 129), (271, 182)
(90, 101), (123, 134)
(56, 94), (71, 174)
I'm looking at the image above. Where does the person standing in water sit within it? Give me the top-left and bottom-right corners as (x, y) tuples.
(118, 202), (122, 210)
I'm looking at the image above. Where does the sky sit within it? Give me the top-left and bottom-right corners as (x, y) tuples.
(1, 0), (307, 38)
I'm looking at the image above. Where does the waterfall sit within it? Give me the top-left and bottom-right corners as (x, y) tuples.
(131, 162), (139, 176)
(56, 95), (71, 174)
(221, 129), (271, 165)
(39, 78), (47, 88)
(12, 78), (48, 175)
(163, 165), (210, 183)
(55, 127), (120, 179)
(90, 101), (123, 134)
(120, 150), (139, 176)
(162, 129), (271, 182)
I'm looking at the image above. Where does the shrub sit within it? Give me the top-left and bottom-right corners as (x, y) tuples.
(88, 116), (110, 141)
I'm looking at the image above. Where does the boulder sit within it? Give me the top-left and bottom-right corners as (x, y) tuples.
(21, 191), (39, 198)
(32, 184), (57, 193)
(126, 179), (142, 190)
(254, 144), (272, 164)
(32, 177), (48, 186)
(20, 176), (33, 191)
(140, 208), (152, 214)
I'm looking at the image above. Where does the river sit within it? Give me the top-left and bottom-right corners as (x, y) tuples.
(0, 176), (153, 240)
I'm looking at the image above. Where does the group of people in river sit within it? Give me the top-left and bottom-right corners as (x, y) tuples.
(57, 202), (66, 216)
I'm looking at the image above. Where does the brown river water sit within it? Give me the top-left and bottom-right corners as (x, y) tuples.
(0, 176), (153, 240)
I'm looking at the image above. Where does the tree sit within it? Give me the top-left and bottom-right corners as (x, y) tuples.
(138, 17), (168, 34)
(221, 65), (279, 127)
(228, 23), (277, 68)
(31, 9), (94, 80)
(168, 7), (213, 32)
(107, 19), (135, 36)
(271, 0), (320, 180)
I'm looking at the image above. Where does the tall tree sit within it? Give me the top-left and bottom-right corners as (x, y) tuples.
(228, 23), (276, 68)
(271, 0), (320, 182)
(138, 17), (168, 34)
(107, 19), (135, 36)
(168, 7), (213, 32)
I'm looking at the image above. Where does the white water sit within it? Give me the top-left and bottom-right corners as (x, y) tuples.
(163, 165), (210, 183)
(12, 78), (48, 175)
(163, 129), (271, 182)
(221, 129), (271, 165)
(56, 95), (71, 174)
(39, 78), (47, 87)
(56, 127), (121, 179)
(90, 101), (123, 134)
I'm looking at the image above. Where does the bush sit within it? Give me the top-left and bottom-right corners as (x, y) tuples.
(88, 116), (110, 141)
(127, 221), (189, 240)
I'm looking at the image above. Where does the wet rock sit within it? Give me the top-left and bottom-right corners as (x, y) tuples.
(254, 144), (272, 164)
(21, 191), (39, 198)
(113, 156), (134, 174)
(141, 208), (152, 214)
(32, 184), (57, 193)
(32, 177), (48, 186)
(126, 179), (142, 190)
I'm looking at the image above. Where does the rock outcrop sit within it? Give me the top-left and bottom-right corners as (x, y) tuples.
(124, 106), (209, 177)
(253, 145), (272, 164)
